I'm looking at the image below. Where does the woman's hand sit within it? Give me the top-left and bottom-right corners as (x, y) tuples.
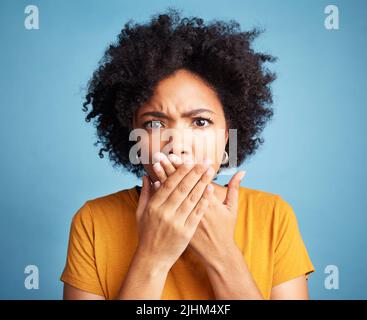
(134, 158), (216, 272)
(151, 152), (246, 269)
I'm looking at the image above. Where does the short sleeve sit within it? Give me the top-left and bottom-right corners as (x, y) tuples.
(60, 201), (104, 296)
(272, 196), (315, 287)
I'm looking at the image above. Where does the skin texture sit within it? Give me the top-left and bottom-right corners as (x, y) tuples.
(64, 69), (310, 300)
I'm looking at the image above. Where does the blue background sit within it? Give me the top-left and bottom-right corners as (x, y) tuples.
(0, 0), (366, 299)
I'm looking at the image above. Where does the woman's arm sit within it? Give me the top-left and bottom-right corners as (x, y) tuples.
(116, 247), (171, 299)
(270, 275), (310, 299)
(63, 262), (309, 300)
(62, 163), (214, 300)
(63, 284), (105, 300)
(203, 243), (310, 300)
(62, 247), (170, 300)
(203, 243), (263, 299)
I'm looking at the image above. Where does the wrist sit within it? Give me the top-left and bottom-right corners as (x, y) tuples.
(204, 242), (243, 272)
(133, 245), (172, 276)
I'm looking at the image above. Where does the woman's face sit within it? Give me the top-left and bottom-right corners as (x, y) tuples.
(133, 69), (228, 181)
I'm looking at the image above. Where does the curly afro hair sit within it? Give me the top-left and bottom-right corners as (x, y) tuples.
(82, 7), (277, 177)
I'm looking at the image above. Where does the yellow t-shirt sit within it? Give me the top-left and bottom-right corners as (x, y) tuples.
(60, 185), (315, 299)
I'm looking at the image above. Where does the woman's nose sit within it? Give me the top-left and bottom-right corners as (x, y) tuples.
(166, 147), (191, 160)
(164, 136), (192, 161)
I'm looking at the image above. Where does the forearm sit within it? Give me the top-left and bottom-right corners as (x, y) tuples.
(116, 247), (170, 300)
(204, 244), (263, 300)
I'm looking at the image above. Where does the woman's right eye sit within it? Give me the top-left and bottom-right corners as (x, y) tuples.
(144, 120), (164, 129)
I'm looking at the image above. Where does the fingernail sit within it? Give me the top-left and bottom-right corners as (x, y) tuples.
(238, 170), (246, 181)
(154, 181), (160, 189)
(207, 184), (214, 192)
(205, 166), (214, 176)
(169, 154), (181, 164)
(203, 158), (212, 168)
(153, 152), (163, 163)
(153, 162), (162, 172)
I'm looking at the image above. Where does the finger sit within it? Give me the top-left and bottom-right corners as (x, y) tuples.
(150, 160), (195, 207)
(185, 183), (213, 228)
(151, 154), (181, 194)
(147, 175), (159, 196)
(136, 175), (152, 223)
(163, 160), (212, 214)
(176, 165), (216, 220)
(157, 152), (176, 178)
(223, 170), (246, 212)
(204, 182), (217, 207)
(153, 180), (161, 191)
(167, 153), (183, 169)
(152, 161), (168, 183)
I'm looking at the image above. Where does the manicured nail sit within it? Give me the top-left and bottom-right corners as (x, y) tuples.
(207, 184), (214, 192)
(154, 181), (160, 189)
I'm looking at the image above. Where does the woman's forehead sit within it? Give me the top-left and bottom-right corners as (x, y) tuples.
(137, 70), (224, 117)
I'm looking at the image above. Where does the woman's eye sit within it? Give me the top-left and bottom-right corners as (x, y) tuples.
(145, 120), (163, 129)
(193, 118), (212, 127)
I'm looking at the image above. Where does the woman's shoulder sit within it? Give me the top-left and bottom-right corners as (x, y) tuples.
(238, 186), (296, 222)
(238, 185), (281, 204)
(87, 185), (138, 204)
(75, 186), (139, 222)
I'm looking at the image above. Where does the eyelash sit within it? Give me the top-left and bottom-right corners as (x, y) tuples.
(143, 117), (214, 129)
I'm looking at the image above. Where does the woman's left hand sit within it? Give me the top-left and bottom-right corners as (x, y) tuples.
(151, 152), (246, 268)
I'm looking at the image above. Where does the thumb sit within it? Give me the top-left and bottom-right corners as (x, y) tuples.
(136, 175), (152, 224)
(223, 170), (246, 213)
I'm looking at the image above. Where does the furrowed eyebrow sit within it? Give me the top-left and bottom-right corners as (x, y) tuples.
(181, 108), (215, 117)
(140, 111), (170, 119)
(140, 108), (214, 119)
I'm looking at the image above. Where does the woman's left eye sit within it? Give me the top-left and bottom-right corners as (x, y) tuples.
(193, 118), (212, 127)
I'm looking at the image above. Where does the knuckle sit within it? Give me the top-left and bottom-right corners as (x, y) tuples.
(172, 219), (181, 230)
(201, 197), (209, 208)
(188, 191), (200, 204)
(177, 202), (188, 214)
(194, 164), (204, 175)
(158, 211), (170, 224)
(162, 179), (174, 191)
(197, 198), (209, 211)
(172, 220), (184, 235)
(178, 183), (189, 194)
(181, 162), (193, 172)
(147, 205), (156, 216)
(202, 187), (211, 198)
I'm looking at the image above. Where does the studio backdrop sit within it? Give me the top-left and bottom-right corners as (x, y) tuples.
(0, 0), (366, 299)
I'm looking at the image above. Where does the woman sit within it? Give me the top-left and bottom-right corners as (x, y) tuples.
(60, 8), (314, 300)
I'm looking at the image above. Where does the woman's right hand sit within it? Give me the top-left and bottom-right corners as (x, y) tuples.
(135, 160), (216, 271)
